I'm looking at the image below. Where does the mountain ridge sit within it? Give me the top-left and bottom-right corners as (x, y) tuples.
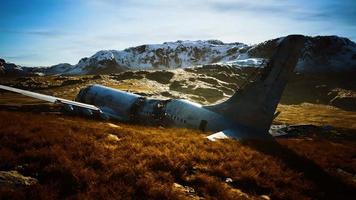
(1, 35), (356, 76)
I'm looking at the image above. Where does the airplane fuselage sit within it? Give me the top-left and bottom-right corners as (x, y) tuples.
(75, 84), (232, 132)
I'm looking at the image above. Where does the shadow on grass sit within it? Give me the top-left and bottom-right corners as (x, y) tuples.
(241, 139), (356, 200)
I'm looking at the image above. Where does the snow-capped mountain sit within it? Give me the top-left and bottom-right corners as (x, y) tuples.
(300, 36), (356, 72)
(248, 36), (356, 72)
(67, 36), (356, 75)
(66, 40), (248, 75)
(1, 35), (356, 76)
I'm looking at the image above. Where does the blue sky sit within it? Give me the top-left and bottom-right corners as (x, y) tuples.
(1, 0), (355, 66)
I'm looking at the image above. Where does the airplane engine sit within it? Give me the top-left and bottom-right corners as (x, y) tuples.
(99, 112), (110, 120)
(63, 104), (74, 112)
(75, 84), (141, 121)
(81, 108), (93, 116)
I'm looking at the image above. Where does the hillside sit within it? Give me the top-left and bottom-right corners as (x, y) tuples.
(1, 64), (355, 111)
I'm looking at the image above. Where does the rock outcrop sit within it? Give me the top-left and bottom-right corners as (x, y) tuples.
(0, 171), (38, 187)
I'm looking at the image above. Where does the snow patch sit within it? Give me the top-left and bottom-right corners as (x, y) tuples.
(223, 58), (265, 67)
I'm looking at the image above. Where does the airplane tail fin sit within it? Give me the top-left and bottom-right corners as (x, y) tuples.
(204, 35), (306, 133)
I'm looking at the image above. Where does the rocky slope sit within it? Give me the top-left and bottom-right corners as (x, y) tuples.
(0, 59), (73, 77)
(1, 35), (356, 76)
(0, 58), (31, 77)
(248, 36), (356, 72)
(1, 64), (355, 111)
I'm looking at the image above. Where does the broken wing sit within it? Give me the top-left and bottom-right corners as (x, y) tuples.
(0, 84), (100, 112)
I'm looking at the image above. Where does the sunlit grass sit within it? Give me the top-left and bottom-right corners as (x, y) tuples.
(276, 103), (356, 130)
(0, 111), (354, 199)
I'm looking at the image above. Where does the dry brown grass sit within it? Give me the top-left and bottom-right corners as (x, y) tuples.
(0, 110), (355, 200)
(276, 103), (356, 129)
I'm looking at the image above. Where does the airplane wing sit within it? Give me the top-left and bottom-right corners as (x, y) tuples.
(207, 127), (273, 141)
(207, 129), (238, 141)
(0, 84), (100, 111)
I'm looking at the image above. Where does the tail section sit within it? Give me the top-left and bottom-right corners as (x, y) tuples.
(204, 35), (306, 132)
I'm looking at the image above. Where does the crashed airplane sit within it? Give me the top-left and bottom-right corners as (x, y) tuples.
(0, 35), (305, 141)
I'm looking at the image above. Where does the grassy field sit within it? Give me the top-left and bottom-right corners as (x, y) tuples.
(0, 73), (355, 199)
(0, 109), (355, 200)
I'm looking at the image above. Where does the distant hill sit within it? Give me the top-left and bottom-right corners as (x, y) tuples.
(1, 35), (356, 76)
(0, 58), (31, 77)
